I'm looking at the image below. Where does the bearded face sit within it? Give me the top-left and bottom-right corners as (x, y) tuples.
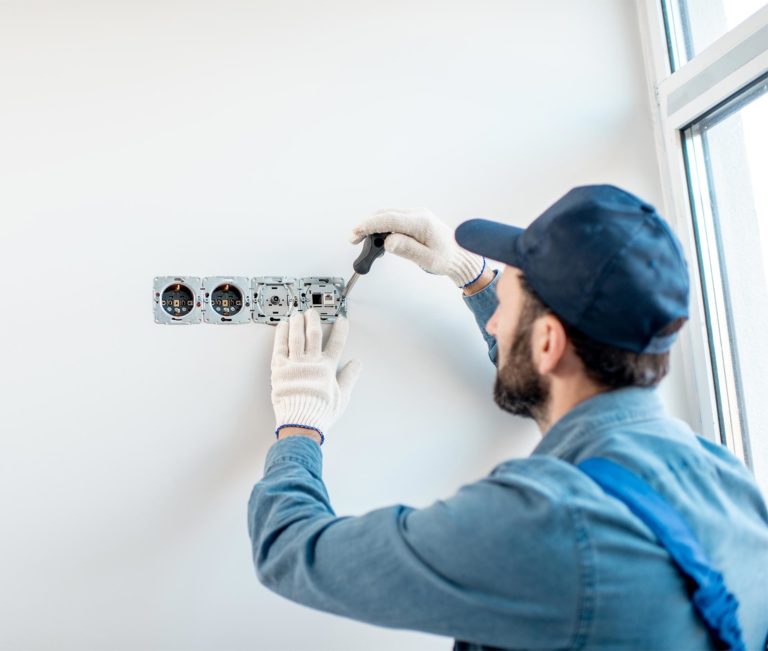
(493, 301), (550, 422)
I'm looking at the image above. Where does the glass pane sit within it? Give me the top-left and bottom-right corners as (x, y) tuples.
(663, 0), (767, 70)
(683, 76), (768, 496)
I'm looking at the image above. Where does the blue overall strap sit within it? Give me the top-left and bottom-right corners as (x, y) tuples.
(577, 457), (746, 651)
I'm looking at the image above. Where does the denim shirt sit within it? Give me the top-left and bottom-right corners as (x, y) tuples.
(248, 269), (768, 650)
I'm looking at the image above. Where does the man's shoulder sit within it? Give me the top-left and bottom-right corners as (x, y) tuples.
(414, 455), (592, 546)
(484, 454), (593, 503)
(405, 455), (589, 628)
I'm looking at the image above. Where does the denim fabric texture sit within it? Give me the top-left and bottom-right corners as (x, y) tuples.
(248, 269), (768, 650)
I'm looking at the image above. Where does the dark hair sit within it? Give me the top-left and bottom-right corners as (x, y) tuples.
(518, 275), (686, 389)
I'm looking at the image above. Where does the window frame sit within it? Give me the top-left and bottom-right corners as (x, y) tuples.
(635, 1), (768, 462)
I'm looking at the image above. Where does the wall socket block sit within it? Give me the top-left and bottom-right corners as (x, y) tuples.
(153, 276), (347, 325)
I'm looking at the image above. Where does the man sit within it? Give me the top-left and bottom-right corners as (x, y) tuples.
(248, 185), (768, 650)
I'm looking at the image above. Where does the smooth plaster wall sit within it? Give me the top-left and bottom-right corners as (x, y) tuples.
(0, 1), (690, 648)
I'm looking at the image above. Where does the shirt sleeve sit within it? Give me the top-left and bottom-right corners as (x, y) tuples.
(461, 268), (499, 366)
(247, 436), (582, 649)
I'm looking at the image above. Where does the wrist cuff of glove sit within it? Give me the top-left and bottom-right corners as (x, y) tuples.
(459, 256), (486, 288)
(275, 423), (325, 446)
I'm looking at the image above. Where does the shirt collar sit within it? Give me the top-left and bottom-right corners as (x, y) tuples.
(532, 386), (667, 460)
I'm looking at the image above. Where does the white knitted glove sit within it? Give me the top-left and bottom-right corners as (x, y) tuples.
(270, 308), (362, 443)
(350, 208), (486, 288)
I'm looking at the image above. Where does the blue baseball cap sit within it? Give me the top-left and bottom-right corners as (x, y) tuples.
(455, 184), (690, 354)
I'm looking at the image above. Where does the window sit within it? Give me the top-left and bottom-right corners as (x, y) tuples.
(638, 2), (768, 495)
(684, 77), (768, 494)
(663, 0), (767, 69)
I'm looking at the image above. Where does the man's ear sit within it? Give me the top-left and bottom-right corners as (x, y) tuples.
(533, 314), (568, 375)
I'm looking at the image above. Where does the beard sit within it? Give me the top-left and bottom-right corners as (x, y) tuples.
(493, 320), (550, 422)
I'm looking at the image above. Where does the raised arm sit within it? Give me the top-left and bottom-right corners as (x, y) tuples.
(350, 208), (499, 365)
(247, 436), (579, 648)
(462, 267), (499, 365)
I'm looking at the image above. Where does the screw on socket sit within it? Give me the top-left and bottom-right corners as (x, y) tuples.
(343, 232), (390, 298)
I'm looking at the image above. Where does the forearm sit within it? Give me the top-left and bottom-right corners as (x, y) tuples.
(249, 437), (424, 626)
(462, 267), (495, 296)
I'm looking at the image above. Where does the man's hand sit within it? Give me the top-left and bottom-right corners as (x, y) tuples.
(350, 208), (486, 288)
(270, 309), (362, 444)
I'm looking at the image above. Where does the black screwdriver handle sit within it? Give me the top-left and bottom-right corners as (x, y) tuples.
(353, 232), (390, 274)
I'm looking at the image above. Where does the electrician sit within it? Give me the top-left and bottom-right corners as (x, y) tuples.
(248, 185), (768, 650)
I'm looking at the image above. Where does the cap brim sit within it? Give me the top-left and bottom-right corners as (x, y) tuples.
(455, 218), (525, 266)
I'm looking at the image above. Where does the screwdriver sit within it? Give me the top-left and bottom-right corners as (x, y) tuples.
(342, 232), (391, 299)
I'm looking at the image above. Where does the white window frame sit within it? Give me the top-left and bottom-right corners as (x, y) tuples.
(635, 1), (768, 462)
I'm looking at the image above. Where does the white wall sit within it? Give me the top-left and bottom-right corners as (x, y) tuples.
(0, 1), (690, 649)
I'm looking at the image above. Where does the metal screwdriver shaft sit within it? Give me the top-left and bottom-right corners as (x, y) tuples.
(342, 232), (390, 299)
(342, 272), (361, 298)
